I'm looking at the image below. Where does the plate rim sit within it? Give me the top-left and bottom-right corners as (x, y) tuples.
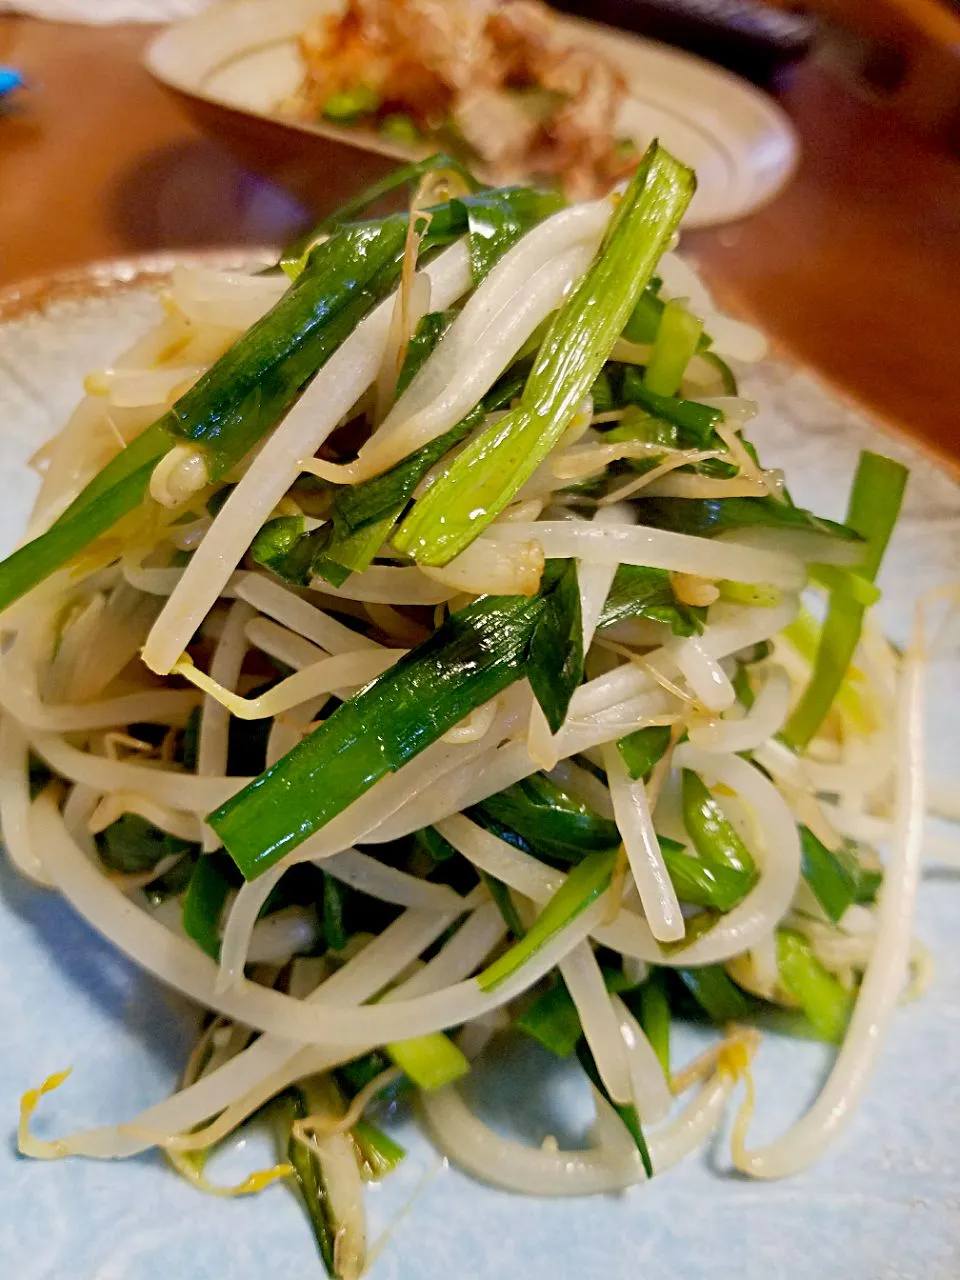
(0, 248), (278, 323)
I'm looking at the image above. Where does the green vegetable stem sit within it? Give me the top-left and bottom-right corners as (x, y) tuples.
(393, 141), (696, 565)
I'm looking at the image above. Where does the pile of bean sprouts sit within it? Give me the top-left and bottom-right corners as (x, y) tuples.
(0, 199), (932, 1262)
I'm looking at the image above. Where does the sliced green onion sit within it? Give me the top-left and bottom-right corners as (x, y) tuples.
(322, 84), (381, 121)
(182, 853), (234, 961)
(776, 929), (854, 1043)
(808, 563), (881, 607)
(661, 839), (757, 912)
(400, 310), (458, 394)
(598, 563), (705, 636)
(622, 285), (665, 345)
(248, 514), (306, 565)
(682, 770), (756, 880)
(732, 662), (755, 710)
(783, 608), (820, 666)
(319, 307), (511, 575)
(519, 968), (657, 1173)
(678, 964), (756, 1023)
(633, 493), (861, 542)
(276, 289), (557, 581)
(336, 1050), (395, 1097)
(643, 298), (704, 397)
(352, 1119), (406, 1179)
(576, 1039), (653, 1179)
(176, 223), (413, 470)
(210, 591), (546, 878)
(601, 405), (678, 449)
(324, 414), (482, 577)
(616, 725), (672, 781)
(474, 772), (620, 863)
(518, 966), (641, 1058)
(0, 421), (174, 615)
(251, 516), (331, 587)
(799, 825), (881, 923)
(478, 870), (528, 938)
(525, 559), (583, 733)
(280, 153), (482, 272)
(700, 350), (738, 394)
(459, 187), (566, 284)
(476, 849), (616, 992)
(393, 142), (695, 565)
(781, 605), (873, 734)
(415, 826), (458, 864)
(783, 451), (907, 751)
(275, 1076), (366, 1274)
(322, 873), (351, 952)
(623, 285), (711, 353)
(590, 367), (617, 414)
(271, 1090), (337, 1276)
(719, 580), (782, 607)
(620, 365), (721, 446)
(635, 972), (671, 1075)
(386, 1032), (470, 1091)
(516, 978), (583, 1057)
(854, 862), (882, 905)
(96, 811), (196, 875)
(308, 545), (354, 589)
(378, 113), (421, 146)
(659, 910), (717, 957)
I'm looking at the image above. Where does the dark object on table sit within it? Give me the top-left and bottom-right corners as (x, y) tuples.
(551, 0), (816, 84)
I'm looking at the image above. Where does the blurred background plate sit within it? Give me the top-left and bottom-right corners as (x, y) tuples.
(1, 258), (959, 1280)
(144, 0), (799, 228)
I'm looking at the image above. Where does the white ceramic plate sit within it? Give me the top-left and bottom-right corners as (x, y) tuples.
(145, 0), (800, 229)
(1, 265), (959, 1280)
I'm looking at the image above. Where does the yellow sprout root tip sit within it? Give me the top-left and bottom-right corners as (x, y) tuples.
(19, 1068), (73, 1159)
(718, 1029), (760, 1172)
(237, 1164), (296, 1194)
(166, 1144), (295, 1198)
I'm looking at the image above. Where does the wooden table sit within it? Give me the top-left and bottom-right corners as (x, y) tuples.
(2, 15), (960, 466)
